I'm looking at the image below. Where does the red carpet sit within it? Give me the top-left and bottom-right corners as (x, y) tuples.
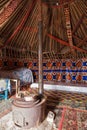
(57, 106), (87, 130)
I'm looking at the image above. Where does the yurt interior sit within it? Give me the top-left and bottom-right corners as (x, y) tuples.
(0, 0), (87, 129)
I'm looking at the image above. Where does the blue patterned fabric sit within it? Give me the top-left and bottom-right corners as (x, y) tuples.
(0, 79), (10, 100)
(31, 59), (87, 84)
(0, 79), (10, 92)
(12, 68), (34, 86)
(0, 68), (34, 86)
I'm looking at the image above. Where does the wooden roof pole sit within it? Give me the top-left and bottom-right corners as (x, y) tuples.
(1, 0), (37, 49)
(47, 33), (87, 53)
(38, 0), (43, 96)
(72, 14), (85, 34)
(64, 4), (75, 53)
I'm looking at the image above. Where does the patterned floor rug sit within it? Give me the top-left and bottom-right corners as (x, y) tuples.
(55, 106), (87, 130)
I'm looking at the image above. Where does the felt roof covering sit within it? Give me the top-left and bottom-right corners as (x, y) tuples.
(0, 0), (87, 59)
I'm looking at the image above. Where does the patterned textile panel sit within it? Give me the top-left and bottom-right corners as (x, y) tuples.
(0, 58), (87, 84)
(31, 58), (87, 84)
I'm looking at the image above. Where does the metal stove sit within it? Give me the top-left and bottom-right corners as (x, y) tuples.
(12, 95), (46, 129)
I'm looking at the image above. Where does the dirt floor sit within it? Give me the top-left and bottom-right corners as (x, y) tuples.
(0, 88), (87, 130)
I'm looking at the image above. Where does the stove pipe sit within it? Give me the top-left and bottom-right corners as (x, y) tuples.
(38, 21), (43, 97)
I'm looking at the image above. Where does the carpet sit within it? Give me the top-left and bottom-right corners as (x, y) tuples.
(29, 88), (87, 110)
(55, 106), (87, 130)
(58, 99), (86, 110)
